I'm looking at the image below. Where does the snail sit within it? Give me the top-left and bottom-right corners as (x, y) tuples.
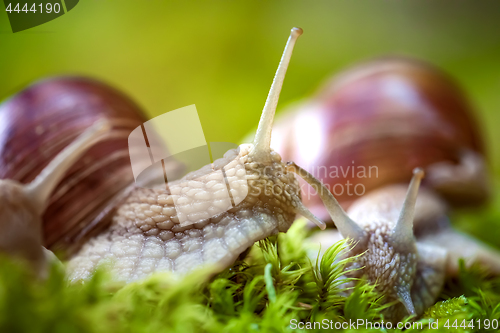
(271, 57), (490, 216)
(0, 27), (340, 282)
(272, 58), (500, 320)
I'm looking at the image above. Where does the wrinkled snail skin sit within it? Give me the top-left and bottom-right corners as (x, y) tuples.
(340, 182), (447, 320)
(66, 27), (324, 282)
(296, 167), (449, 320)
(309, 182), (500, 321)
(67, 146), (303, 281)
(0, 28), (332, 282)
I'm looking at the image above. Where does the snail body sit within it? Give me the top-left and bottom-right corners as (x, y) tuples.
(67, 144), (300, 280)
(0, 28), (332, 282)
(296, 160), (500, 321)
(281, 58), (500, 320)
(67, 28), (312, 281)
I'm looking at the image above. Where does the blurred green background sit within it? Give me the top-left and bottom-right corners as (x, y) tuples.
(1, 0), (500, 242)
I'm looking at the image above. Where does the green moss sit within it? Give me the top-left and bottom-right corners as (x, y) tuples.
(424, 296), (468, 318)
(1, 220), (500, 332)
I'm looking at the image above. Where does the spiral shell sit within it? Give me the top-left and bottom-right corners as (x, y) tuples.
(271, 57), (486, 219)
(0, 77), (149, 255)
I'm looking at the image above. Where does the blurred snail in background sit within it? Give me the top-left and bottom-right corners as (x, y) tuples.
(272, 57), (489, 215)
(1, 27), (500, 322)
(272, 57), (500, 319)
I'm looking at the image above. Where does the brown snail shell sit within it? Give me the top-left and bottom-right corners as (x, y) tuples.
(271, 57), (488, 219)
(0, 77), (151, 255)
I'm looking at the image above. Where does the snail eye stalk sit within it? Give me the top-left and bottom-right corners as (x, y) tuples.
(391, 168), (425, 248)
(286, 161), (366, 239)
(251, 27), (302, 163)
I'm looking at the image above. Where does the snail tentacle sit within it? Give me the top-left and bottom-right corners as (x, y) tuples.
(398, 287), (416, 316)
(286, 161), (365, 241)
(288, 190), (326, 230)
(391, 168), (424, 250)
(251, 27), (302, 163)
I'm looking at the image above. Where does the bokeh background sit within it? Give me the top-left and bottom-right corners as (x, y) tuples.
(1, 0), (500, 243)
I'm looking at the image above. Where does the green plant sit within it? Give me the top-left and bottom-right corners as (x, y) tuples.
(1, 219), (500, 332)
